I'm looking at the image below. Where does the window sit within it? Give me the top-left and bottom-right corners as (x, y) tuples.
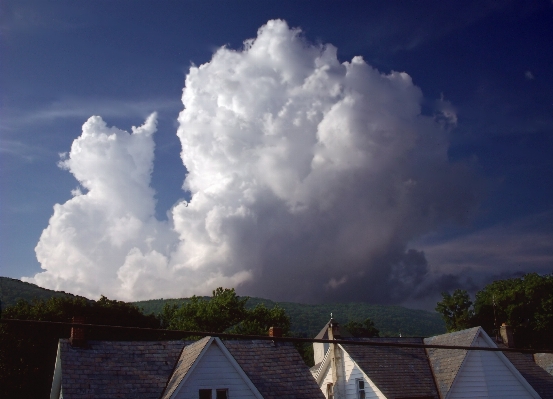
(198, 389), (229, 399)
(216, 389), (228, 399)
(357, 379), (366, 399)
(326, 383), (334, 399)
(199, 389), (212, 399)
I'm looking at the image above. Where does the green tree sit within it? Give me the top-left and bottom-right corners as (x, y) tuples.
(161, 288), (291, 336)
(435, 289), (474, 332)
(161, 287), (248, 332)
(229, 303), (290, 335)
(435, 273), (553, 350)
(472, 273), (553, 349)
(343, 318), (380, 337)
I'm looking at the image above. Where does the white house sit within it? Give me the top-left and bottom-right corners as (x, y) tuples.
(311, 318), (438, 399)
(311, 319), (553, 399)
(50, 332), (324, 399)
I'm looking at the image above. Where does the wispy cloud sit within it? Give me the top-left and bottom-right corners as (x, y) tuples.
(28, 98), (180, 122)
(1, 97), (181, 132)
(0, 139), (51, 162)
(417, 211), (553, 276)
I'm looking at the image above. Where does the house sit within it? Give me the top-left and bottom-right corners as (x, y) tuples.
(311, 319), (553, 399)
(51, 328), (324, 399)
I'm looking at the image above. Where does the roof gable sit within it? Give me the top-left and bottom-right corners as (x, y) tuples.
(341, 338), (439, 399)
(448, 334), (539, 399)
(161, 336), (212, 399)
(162, 337), (263, 399)
(424, 326), (480, 397)
(426, 327), (544, 399)
(314, 318), (352, 340)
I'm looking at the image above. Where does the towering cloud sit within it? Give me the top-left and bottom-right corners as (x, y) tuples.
(25, 20), (479, 303)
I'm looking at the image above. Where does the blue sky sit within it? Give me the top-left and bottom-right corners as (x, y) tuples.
(1, 0), (552, 307)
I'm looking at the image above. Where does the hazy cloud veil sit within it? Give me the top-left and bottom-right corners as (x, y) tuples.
(25, 20), (479, 303)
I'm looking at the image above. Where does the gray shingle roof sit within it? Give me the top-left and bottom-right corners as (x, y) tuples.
(502, 349), (553, 399)
(224, 340), (325, 399)
(160, 337), (211, 399)
(423, 326), (480, 399)
(342, 338), (440, 399)
(535, 353), (553, 376)
(58, 339), (185, 399)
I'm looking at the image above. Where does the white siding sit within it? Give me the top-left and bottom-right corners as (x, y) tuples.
(320, 360), (334, 399)
(341, 349), (386, 399)
(317, 348), (386, 399)
(449, 336), (536, 399)
(314, 342), (330, 365)
(174, 343), (258, 399)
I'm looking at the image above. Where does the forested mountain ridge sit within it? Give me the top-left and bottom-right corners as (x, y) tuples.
(0, 277), (84, 309)
(0, 277), (445, 337)
(136, 297), (446, 337)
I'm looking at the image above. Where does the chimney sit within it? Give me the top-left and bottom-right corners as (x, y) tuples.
(500, 323), (515, 348)
(69, 316), (87, 348)
(269, 326), (282, 338)
(328, 318), (341, 340)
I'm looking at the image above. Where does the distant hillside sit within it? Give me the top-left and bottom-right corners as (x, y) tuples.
(1, 277), (446, 337)
(134, 297), (446, 338)
(0, 277), (81, 309)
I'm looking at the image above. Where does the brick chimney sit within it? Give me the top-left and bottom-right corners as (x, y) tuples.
(500, 323), (515, 348)
(69, 316), (87, 348)
(269, 326), (282, 338)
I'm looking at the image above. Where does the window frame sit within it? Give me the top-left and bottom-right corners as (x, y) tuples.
(356, 378), (366, 399)
(198, 388), (229, 399)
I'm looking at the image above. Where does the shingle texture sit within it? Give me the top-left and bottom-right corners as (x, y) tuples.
(502, 349), (553, 399)
(223, 340), (325, 399)
(423, 326), (479, 399)
(342, 338), (440, 399)
(59, 339), (185, 399)
(160, 337), (211, 399)
(535, 353), (553, 376)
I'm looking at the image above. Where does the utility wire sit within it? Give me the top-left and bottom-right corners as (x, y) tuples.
(2, 318), (552, 354)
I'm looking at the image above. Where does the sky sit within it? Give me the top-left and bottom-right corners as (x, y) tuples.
(1, 0), (552, 309)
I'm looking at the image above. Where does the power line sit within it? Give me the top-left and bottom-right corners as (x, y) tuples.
(2, 318), (552, 354)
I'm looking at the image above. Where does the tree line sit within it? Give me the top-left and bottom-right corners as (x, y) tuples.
(435, 272), (553, 350)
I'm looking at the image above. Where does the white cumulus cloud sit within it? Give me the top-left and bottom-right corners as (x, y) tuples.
(25, 20), (480, 303)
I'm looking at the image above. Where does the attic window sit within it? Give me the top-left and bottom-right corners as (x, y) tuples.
(216, 389), (228, 399)
(357, 379), (366, 399)
(199, 389), (211, 399)
(198, 389), (228, 399)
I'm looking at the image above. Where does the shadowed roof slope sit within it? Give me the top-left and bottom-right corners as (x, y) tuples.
(423, 326), (480, 398)
(341, 338), (439, 399)
(502, 349), (553, 399)
(58, 339), (184, 399)
(160, 337), (211, 399)
(224, 340), (325, 399)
